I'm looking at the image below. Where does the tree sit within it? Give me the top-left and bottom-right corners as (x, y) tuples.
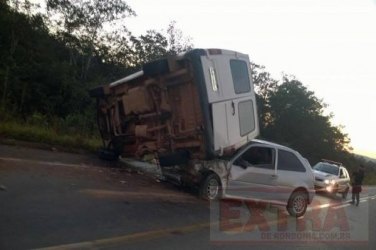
(0, 1), (45, 112)
(261, 76), (350, 164)
(166, 21), (193, 55)
(103, 21), (193, 69)
(46, 0), (136, 79)
(250, 62), (278, 135)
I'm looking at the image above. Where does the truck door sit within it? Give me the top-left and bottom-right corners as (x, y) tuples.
(201, 51), (259, 154)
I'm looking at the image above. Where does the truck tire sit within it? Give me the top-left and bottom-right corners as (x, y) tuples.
(287, 190), (308, 217)
(199, 173), (222, 200)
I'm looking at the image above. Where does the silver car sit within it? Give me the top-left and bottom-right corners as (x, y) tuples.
(312, 160), (351, 199)
(198, 140), (315, 217)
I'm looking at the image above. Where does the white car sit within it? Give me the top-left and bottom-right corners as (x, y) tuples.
(312, 160), (351, 199)
(196, 140), (315, 217)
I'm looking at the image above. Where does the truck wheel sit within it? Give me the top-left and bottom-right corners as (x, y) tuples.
(200, 173), (222, 200)
(287, 191), (308, 217)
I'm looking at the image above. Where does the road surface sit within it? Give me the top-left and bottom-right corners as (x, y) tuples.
(0, 144), (375, 249)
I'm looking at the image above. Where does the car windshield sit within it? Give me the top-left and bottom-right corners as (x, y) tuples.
(313, 163), (339, 175)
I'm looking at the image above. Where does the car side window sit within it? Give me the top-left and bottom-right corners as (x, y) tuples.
(234, 146), (275, 170)
(277, 150), (306, 172)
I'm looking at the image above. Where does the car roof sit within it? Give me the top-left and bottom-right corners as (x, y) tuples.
(229, 139), (302, 158)
(251, 139), (297, 152)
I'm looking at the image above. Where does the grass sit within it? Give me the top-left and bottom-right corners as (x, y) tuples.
(0, 120), (102, 153)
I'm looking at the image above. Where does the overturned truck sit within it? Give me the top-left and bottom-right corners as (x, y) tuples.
(90, 48), (260, 197)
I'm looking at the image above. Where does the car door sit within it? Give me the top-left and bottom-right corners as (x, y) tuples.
(226, 145), (278, 201)
(274, 149), (309, 203)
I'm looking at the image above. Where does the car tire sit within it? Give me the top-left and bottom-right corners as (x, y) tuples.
(287, 191), (308, 217)
(199, 173), (222, 200)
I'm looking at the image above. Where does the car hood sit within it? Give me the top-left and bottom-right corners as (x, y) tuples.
(313, 170), (338, 179)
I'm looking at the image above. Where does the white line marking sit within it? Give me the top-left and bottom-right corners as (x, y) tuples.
(318, 203), (331, 209)
(360, 200), (367, 203)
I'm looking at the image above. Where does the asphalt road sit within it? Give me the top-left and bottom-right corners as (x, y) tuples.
(0, 144), (375, 250)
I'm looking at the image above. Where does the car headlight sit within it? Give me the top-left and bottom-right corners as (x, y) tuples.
(324, 179), (336, 185)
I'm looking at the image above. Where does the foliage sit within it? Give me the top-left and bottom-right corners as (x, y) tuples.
(250, 64), (375, 177)
(0, 1), (191, 120)
(0, 120), (101, 152)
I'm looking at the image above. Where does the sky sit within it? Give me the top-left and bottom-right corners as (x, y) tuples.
(124, 0), (376, 159)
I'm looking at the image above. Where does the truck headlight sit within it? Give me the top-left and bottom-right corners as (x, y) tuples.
(324, 179), (330, 184)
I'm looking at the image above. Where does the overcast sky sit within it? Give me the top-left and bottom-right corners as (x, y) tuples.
(124, 0), (376, 158)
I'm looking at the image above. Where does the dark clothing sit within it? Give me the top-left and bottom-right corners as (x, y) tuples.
(351, 169), (365, 206)
(352, 185), (362, 193)
(352, 169), (364, 186)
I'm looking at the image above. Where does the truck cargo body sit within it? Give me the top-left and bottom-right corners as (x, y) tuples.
(90, 48), (259, 165)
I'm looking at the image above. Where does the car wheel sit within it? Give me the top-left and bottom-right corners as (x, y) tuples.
(287, 191), (308, 217)
(200, 173), (222, 200)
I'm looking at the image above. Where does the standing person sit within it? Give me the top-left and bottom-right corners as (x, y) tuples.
(351, 165), (365, 206)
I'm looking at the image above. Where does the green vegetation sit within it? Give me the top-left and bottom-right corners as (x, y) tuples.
(0, 0), (191, 152)
(0, 119), (101, 152)
(251, 64), (376, 182)
(0, 1), (375, 182)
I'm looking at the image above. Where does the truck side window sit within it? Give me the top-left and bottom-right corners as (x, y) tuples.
(277, 150), (306, 172)
(230, 59), (251, 94)
(238, 100), (255, 136)
(238, 146), (274, 170)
